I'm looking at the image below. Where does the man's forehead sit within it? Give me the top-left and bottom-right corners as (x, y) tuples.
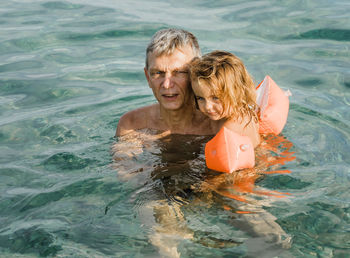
(149, 59), (189, 71)
(148, 46), (195, 69)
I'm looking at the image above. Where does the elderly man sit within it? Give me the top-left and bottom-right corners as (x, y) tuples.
(113, 29), (216, 258)
(116, 28), (215, 136)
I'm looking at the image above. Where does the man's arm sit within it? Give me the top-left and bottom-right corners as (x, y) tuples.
(111, 131), (145, 181)
(116, 105), (154, 137)
(116, 111), (135, 137)
(113, 105), (152, 180)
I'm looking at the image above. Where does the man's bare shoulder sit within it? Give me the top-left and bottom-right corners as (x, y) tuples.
(116, 104), (159, 136)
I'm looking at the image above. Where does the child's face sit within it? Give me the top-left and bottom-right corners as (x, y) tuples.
(191, 80), (224, 120)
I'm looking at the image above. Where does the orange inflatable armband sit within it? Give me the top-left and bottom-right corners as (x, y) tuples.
(205, 127), (255, 173)
(256, 76), (290, 135)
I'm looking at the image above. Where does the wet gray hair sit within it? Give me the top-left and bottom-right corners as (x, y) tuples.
(145, 28), (201, 68)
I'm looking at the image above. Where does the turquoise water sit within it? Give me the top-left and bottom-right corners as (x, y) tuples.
(1, 0), (349, 257)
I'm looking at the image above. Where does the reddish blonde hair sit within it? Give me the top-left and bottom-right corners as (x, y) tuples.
(189, 50), (258, 123)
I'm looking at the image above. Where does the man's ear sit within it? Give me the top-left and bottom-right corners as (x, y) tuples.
(144, 67), (151, 87)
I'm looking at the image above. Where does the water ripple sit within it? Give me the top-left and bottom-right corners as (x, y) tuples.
(294, 28), (350, 42)
(41, 1), (84, 10)
(57, 27), (164, 42)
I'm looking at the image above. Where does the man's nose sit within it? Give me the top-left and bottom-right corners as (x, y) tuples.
(162, 73), (173, 89)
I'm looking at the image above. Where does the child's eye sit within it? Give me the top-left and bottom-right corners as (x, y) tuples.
(195, 96), (204, 101)
(212, 96), (220, 101)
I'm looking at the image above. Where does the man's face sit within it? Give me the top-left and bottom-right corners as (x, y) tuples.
(144, 46), (195, 111)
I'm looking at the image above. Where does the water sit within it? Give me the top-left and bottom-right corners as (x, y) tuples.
(0, 0), (349, 257)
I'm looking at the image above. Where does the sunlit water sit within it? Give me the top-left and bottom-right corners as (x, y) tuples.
(0, 0), (349, 257)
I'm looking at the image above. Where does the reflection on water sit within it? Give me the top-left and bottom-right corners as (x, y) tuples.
(111, 130), (295, 256)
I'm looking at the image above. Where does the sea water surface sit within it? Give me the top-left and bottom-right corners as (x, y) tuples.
(0, 0), (349, 257)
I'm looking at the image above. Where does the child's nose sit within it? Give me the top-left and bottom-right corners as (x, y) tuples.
(205, 101), (213, 111)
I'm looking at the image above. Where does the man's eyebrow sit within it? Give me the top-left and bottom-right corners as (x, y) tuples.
(149, 68), (162, 72)
(174, 68), (188, 72)
(174, 65), (189, 71)
(149, 64), (188, 73)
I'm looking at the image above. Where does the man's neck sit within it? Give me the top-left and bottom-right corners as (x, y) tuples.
(159, 104), (196, 134)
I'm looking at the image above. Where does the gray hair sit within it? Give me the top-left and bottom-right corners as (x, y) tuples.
(145, 28), (201, 68)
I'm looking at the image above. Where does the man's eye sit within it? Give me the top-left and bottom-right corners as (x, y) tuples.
(151, 71), (163, 77)
(174, 70), (188, 76)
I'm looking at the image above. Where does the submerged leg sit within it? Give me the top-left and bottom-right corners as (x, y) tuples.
(230, 203), (292, 257)
(139, 199), (193, 258)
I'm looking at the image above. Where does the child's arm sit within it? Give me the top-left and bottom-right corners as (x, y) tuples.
(223, 118), (260, 148)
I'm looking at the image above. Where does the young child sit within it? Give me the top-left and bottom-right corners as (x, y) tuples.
(189, 50), (260, 148)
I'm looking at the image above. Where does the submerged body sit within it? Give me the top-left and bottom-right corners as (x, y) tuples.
(112, 130), (292, 257)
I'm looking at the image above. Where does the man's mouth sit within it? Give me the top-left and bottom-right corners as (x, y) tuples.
(162, 94), (178, 99)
